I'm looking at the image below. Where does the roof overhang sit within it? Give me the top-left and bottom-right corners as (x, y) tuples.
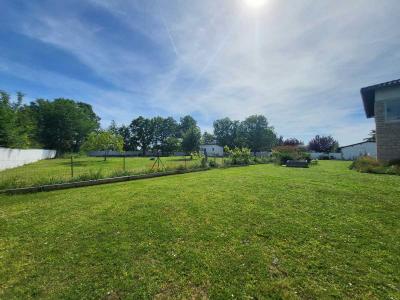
(360, 79), (400, 118)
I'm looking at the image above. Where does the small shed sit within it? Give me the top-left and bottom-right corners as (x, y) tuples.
(339, 141), (377, 160)
(199, 144), (224, 157)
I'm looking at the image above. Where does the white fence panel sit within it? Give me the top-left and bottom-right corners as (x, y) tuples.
(309, 152), (343, 160)
(0, 147), (56, 171)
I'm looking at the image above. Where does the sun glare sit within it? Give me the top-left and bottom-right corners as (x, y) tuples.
(243, 0), (267, 8)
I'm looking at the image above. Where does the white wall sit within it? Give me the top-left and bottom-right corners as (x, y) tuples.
(0, 147), (57, 171)
(309, 152), (343, 160)
(199, 145), (224, 157)
(341, 142), (377, 160)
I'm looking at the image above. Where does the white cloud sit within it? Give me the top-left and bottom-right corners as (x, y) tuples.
(7, 0), (400, 145)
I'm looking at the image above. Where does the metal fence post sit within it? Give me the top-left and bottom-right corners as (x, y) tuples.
(70, 156), (74, 178)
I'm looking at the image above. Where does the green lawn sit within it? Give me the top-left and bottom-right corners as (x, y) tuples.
(0, 156), (223, 190)
(1, 161), (399, 299)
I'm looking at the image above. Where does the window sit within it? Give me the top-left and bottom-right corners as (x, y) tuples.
(385, 99), (400, 122)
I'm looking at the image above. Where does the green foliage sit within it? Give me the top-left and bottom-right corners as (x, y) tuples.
(272, 145), (310, 165)
(0, 91), (38, 148)
(129, 116), (154, 155)
(81, 130), (124, 153)
(241, 115), (277, 152)
(179, 115), (197, 137)
(224, 146), (252, 165)
(201, 131), (215, 144)
(181, 126), (201, 154)
(350, 156), (400, 175)
(31, 98), (100, 152)
(214, 115), (277, 152)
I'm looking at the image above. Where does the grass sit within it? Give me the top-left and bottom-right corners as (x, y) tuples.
(0, 156), (224, 190)
(0, 161), (399, 299)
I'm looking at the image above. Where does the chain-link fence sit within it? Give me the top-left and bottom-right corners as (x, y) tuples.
(0, 155), (226, 191)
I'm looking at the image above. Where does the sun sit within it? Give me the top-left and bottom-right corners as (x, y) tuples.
(243, 0), (268, 8)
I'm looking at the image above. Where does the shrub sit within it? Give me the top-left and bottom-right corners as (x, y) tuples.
(350, 156), (399, 175)
(208, 159), (220, 168)
(224, 147), (252, 165)
(272, 146), (309, 165)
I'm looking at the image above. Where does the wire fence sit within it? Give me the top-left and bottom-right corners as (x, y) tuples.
(0, 155), (226, 191)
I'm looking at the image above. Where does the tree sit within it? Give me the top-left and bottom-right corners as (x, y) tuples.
(163, 136), (180, 154)
(201, 131), (215, 144)
(129, 116), (154, 155)
(30, 98), (100, 153)
(179, 115), (197, 137)
(0, 91), (38, 148)
(364, 130), (376, 142)
(283, 138), (303, 146)
(213, 117), (234, 148)
(241, 115), (277, 152)
(152, 116), (179, 153)
(308, 135), (339, 153)
(181, 126), (201, 156)
(81, 130), (123, 160)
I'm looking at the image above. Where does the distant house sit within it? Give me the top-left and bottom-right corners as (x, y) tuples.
(339, 141), (377, 160)
(199, 144), (224, 157)
(361, 79), (400, 162)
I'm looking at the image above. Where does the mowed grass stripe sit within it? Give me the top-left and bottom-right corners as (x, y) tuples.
(0, 162), (399, 299)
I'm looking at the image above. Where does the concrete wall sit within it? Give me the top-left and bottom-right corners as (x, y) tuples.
(374, 86), (400, 162)
(340, 142), (377, 160)
(0, 148), (56, 171)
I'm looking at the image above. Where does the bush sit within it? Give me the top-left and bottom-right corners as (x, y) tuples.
(208, 159), (220, 168)
(350, 156), (400, 175)
(272, 146), (309, 165)
(224, 147), (252, 165)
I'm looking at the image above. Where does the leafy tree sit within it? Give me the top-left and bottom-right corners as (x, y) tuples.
(241, 115), (277, 152)
(152, 116), (179, 153)
(130, 116), (154, 155)
(0, 90), (17, 147)
(181, 126), (201, 156)
(0, 91), (38, 148)
(213, 118), (245, 148)
(283, 138), (303, 146)
(201, 131), (216, 144)
(179, 115), (197, 137)
(213, 117), (234, 148)
(163, 136), (180, 154)
(30, 98), (100, 153)
(81, 130), (123, 160)
(308, 135), (339, 153)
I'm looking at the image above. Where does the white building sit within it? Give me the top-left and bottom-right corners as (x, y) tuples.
(199, 144), (224, 157)
(340, 141), (377, 160)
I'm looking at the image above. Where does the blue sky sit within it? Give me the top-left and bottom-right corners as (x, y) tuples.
(1, 0), (399, 145)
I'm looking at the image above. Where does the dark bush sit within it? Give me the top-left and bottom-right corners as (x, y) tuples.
(272, 146), (309, 165)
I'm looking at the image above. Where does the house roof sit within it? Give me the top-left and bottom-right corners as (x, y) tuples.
(339, 141), (376, 149)
(361, 79), (400, 118)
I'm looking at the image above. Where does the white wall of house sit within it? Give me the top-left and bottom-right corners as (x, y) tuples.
(199, 145), (224, 157)
(340, 142), (377, 160)
(0, 147), (56, 171)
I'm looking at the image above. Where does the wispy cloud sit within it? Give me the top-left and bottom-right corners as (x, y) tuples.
(1, 0), (399, 145)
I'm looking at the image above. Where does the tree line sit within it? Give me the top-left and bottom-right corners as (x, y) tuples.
(1, 90), (339, 154)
